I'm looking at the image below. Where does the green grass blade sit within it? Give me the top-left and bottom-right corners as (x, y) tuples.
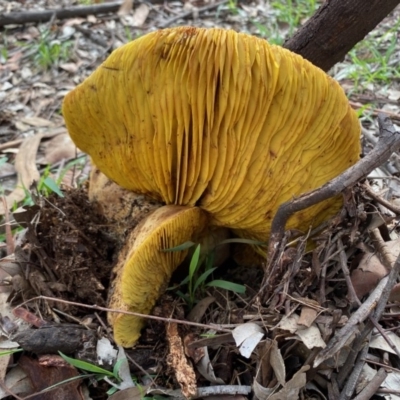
(162, 241), (195, 252)
(0, 348), (22, 357)
(207, 280), (246, 294)
(59, 352), (114, 376)
(193, 267), (218, 294)
(43, 176), (64, 197)
(189, 244), (201, 281)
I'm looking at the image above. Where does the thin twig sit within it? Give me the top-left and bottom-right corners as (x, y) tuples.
(15, 296), (232, 333)
(363, 182), (400, 214)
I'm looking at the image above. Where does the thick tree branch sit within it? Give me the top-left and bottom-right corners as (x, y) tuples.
(284, 0), (400, 71)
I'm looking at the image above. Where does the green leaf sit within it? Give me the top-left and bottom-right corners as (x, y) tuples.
(162, 241), (195, 252)
(218, 238), (266, 246)
(193, 267), (217, 294)
(207, 280), (246, 294)
(189, 244), (201, 281)
(59, 352), (114, 376)
(0, 348), (22, 357)
(43, 176), (64, 197)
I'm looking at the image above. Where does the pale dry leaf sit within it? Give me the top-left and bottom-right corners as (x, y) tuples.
(112, 346), (135, 390)
(186, 296), (215, 323)
(277, 314), (299, 333)
(253, 379), (277, 400)
(131, 4), (150, 26)
(20, 117), (54, 127)
(60, 63), (80, 73)
(0, 367), (31, 400)
(118, 0), (133, 15)
(351, 251), (387, 299)
(298, 306), (318, 328)
(295, 324), (326, 349)
(389, 283), (400, 302)
(268, 365), (309, 400)
(381, 371), (400, 400)
(232, 323), (264, 358)
(196, 346), (224, 384)
(40, 132), (77, 165)
(370, 331), (400, 355)
(270, 340), (285, 386)
(0, 134), (42, 215)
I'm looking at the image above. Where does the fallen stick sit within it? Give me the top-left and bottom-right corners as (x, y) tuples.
(0, 0), (161, 27)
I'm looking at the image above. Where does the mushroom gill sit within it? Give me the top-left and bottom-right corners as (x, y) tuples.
(63, 27), (361, 346)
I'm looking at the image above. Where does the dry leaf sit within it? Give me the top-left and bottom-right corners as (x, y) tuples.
(232, 323), (264, 358)
(270, 340), (285, 386)
(132, 4), (150, 26)
(196, 346), (224, 384)
(186, 296), (215, 322)
(20, 117), (54, 127)
(351, 251), (387, 299)
(295, 324), (326, 349)
(370, 331), (400, 355)
(0, 134), (42, 215)
(268, 365), (309, 400)
(298, 306), (318, 328)
(118, 0), (133, 15)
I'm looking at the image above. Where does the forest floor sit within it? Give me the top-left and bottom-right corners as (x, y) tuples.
(1, 1), (400, 399)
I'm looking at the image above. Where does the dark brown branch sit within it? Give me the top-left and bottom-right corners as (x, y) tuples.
(268, 114), (399, 260)
(284, 0), (400, 71)
(0, 1), (159, 27)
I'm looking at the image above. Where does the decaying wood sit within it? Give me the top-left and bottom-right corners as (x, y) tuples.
(262, 114), (400, 297)
(166, 323), (197, 399)
(284, 0), (400, 72)
(13, 325), (97, 354)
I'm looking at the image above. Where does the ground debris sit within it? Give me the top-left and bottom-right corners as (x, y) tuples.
(11, 188), (117, 311)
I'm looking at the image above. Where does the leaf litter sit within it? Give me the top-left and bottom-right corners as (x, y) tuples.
(1, 0), (400, 399)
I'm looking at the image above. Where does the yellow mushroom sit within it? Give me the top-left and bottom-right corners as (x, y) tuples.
(63, 27), (360, 347)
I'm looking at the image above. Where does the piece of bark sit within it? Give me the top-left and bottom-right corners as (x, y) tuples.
(13, 325), (96, 355)
(284, 0), (400, 72)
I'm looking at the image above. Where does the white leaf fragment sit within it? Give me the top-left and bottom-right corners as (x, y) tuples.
(232, 323), (264, 358)
(96, 337), (117, 366)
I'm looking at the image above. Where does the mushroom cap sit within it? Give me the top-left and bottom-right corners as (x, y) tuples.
(108, 205), (208, 347)
(63, 27), (361, 346)
(63, 27), (360, 241)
